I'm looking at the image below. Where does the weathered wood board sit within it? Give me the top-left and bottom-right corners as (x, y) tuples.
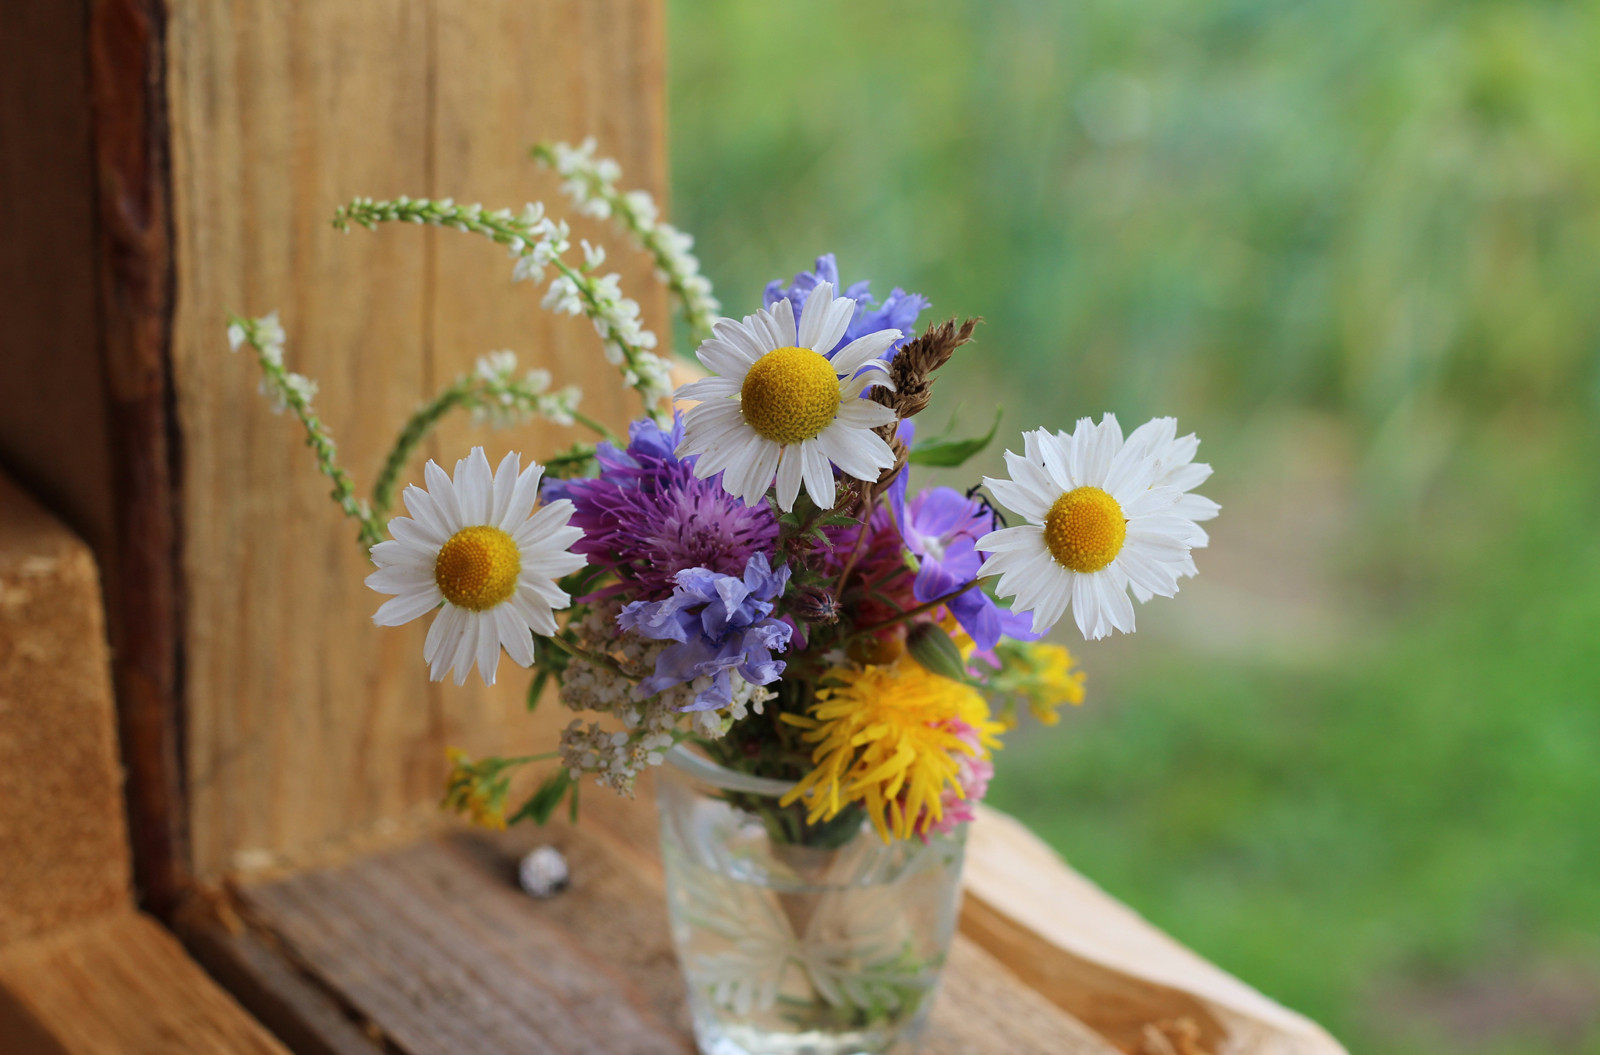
(215, 806), (1117, 1055)
(0, 474), (129, 945)
(0, 468), (290, 1054)
(165, 0), (669, 881)
(0, 913), (288, 1055)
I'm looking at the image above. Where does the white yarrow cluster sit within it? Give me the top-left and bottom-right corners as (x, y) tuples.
(470, 351), (583, 428)
(538, 138), (720, 340)
(553, 601), (771, 793)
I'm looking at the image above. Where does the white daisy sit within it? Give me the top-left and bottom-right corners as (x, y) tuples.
(365, 447), (587, 686)
(1117, 416), (1220, 600)
(673, 282), (900, 511)
(976, 415), (1206, 640)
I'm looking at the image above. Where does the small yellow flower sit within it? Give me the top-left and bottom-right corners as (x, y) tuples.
(781, 657), (1004, 841)
(441, 748), (509, 830)
(1014, 642), (1086, 726)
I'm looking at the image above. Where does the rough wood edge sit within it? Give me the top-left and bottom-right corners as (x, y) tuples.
(176, 890), (389, 1055)
(0, 911), (288, 1055)
(87, 0), (191, 918)
(963, 805), (1350, 1055)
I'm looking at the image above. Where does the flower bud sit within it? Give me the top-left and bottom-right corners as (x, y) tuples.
(790, 584), (840, 624)
(906, 622), (970, 683)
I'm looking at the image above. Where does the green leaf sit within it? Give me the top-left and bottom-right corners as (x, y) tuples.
(908, 407), (1002, 468)
(509, 769), (571, 826)
(905, 622), (971, 683)
(526, 662), (552, 713)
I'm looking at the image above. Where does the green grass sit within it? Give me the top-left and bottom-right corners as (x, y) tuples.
(664, 1), (1600, 1049)
(988, 431), (1600, 1054)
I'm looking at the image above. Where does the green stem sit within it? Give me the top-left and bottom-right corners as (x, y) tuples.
(372, 381), (472, 520)
(544, 632), (636, 682)
(851, 581), (979, 638)
(369, 381), (615, 523)
(228, 314), (385, 552)
(569, 410), (620, 444)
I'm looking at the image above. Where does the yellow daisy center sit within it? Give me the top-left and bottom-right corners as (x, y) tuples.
(739, 346), (841, 445)
(1043, 486), (1127, 574)
(434, 525), (521, 611)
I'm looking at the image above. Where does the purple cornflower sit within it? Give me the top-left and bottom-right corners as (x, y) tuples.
(889, 452), (1036, 654)
(549, 415), (778, 601)
(618, 553), (793, 712)
(764, 253), (929, 357)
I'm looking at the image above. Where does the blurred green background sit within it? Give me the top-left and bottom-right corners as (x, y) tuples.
(666, 2), (1600, 1053)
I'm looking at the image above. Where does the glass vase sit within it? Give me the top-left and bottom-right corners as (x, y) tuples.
(656, 746), (966, 1055)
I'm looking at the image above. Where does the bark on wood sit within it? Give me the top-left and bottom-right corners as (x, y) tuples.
(88, 0), (191, 919)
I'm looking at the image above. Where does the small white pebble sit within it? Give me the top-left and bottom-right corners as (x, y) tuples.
(518, 845), (570, 899)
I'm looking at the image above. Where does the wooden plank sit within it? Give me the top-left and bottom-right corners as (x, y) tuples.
(179, 892), (385, 1055)
(964, 806), (1349, 1055)
(166, 0), (671, 884)
(0, 1), (113, 561)
(428, 0), (672, 767)
(0, 912), (289, 1055)
(223, 814), (1114, 1055)
(0, 472), (130, 946)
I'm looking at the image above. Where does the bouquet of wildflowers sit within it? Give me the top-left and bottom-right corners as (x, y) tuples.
(229, 139), (1217, 847)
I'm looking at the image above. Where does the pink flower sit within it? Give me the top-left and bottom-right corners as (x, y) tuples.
(913, 719), (994, 840)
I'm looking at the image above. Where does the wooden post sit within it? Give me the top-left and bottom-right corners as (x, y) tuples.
(0, 0), (668, 906)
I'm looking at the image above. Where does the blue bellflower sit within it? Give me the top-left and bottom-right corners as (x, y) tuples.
(764, 253), (929, 357)
(618, 553), (793, 711)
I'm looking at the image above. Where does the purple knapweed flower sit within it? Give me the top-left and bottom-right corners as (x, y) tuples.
(617, 553), (793, 712)
(889, 439), (1037, 654)
(764, 253), (929, 357)
(548, 415), (779, 602)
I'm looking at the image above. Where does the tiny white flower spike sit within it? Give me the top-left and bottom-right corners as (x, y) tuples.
(1116, 416), (1220, 601)
(672, 282), (900, 512)
(365, 448), (587, 686)
(976, 415), (1208, 641)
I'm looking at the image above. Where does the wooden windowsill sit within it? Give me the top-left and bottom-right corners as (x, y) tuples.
(178, 791), (1345, 1055)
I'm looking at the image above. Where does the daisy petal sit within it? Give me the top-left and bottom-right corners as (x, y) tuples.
(799, 440), (837, 510)
(422, 460), (463, 531)
(830, 329), (900, 375)
(495, 606), (535, 668)
(695, 338), (758, 377)
(489, 451), (521, 528)
(373, 587), (442, 627)
(428, 607), (467, 680)
(775, 445), (803, 512)
(499, 460), (545, 532)
(456, 447), (495, 525)
(674, 375), (742, 402)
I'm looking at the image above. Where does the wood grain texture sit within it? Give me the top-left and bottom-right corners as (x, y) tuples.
(222, 812), (1114, 1055)
(165, 0), (669, 881)
(0, 912), (288, 1055)
(0, 473), (130, 945)
(963, 806), (1349, 1055)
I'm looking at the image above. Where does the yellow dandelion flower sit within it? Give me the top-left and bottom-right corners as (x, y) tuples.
(780, 657), (1004, 841)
